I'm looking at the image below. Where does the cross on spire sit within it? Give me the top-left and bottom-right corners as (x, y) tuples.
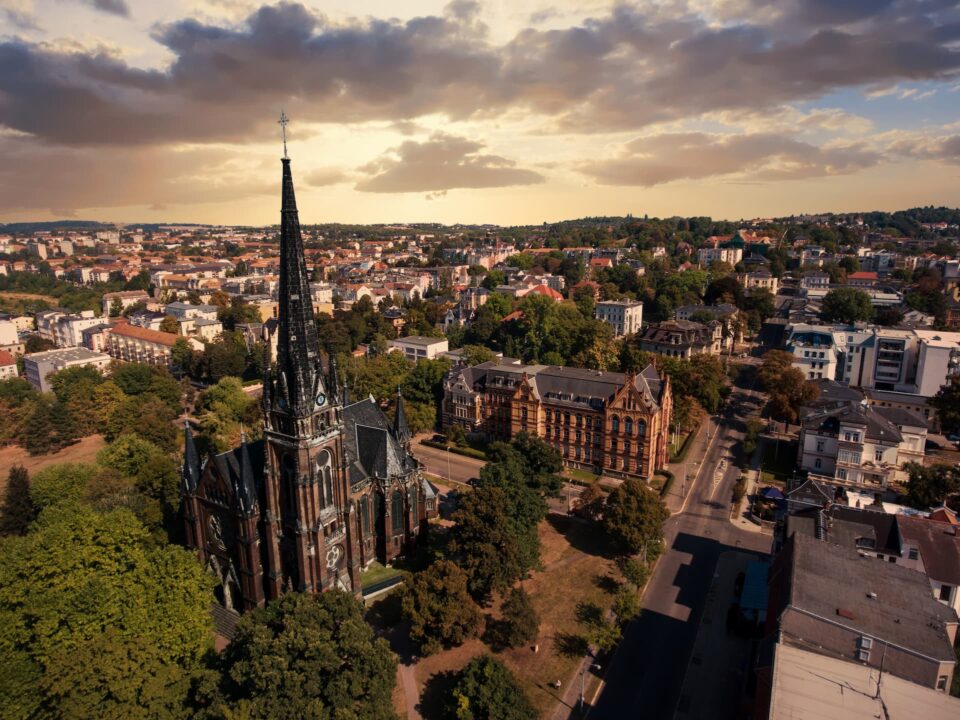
(278, 110), (290, 159)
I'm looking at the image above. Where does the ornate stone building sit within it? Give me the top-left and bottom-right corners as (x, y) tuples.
(443, 360), (672, 479)
(181, 157), (436, 611)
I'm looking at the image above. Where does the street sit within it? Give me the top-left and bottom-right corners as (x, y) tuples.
(590, 365), (771, 720)
(413, 437), (485, 485)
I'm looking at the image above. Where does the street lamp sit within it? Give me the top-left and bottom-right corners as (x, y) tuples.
(579, 661), (602, 712)
(446, 445), (451, 484)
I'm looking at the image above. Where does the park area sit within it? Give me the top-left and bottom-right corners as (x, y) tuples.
(372, 514), (622, 719)
(0, 435), (107, 491)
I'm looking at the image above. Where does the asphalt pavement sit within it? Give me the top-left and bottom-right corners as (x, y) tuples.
(589, 366), (771, 720)
(413, 437), (486, 485)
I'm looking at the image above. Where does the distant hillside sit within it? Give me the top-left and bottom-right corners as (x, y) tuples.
(0, 220), (113, 234)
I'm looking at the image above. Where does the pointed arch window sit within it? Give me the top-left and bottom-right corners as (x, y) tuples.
(359, 496), (370, 534)
(391, 491), (404, 533)
(316, 450), (334, 507)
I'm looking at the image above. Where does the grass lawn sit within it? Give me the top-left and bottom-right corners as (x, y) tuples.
(0, 435), (107, 490)
(361, 561), (403, 589)
(413, 516), (620, 718)
(759, 437), (797, 486)
(563, 467), (602, 485)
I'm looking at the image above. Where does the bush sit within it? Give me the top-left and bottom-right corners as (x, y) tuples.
(732, 476), (748, 506)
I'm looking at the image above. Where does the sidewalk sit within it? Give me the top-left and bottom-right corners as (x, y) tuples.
(662, 417), (715, 514)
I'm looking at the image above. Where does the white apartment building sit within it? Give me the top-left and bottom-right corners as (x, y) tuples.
(101, 290), (149, 317)
(595, 300), (644, 338)
(389, 336), (449, 362)
(784, 324), (960, 397)
(740, 270), (779, 296)
(697, 246), (743, 267)
(106, 324), (202, 368)
(23, 347), (112, 393)
(164, 302), (219, 322)
(36, 310), (104, 348)
(0, 317), (18, 347)
(799, 403), (927, 487)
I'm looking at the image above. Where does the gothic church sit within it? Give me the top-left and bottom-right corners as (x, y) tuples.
(181, 155), (436, 611)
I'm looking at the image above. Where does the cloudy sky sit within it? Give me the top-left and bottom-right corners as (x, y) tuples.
(1, 0), (959, 225)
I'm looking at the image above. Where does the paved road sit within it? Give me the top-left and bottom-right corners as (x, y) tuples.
(413, 438), (486, 484)
(590, 366), (771, 720)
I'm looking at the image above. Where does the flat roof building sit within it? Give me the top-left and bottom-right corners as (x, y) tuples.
(23, 347), (111, 393)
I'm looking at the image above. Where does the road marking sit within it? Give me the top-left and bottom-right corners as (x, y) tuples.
(679, 417), (724, 515)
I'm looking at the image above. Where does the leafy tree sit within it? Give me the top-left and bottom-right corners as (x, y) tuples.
(617, 557), (650, 589)
(496, 587), (539, 649)
(931, 378), (960, 437)
(873, 306), (905, 327)
(29, 463), (97, 511)
(0, 502), (214, 719)
(603, 479), (670, 560)
(91, 380), (127, 433)
(97, 435), (180, 523)
(819, 287), (873, 324)
(612, 586), (641, 625)
(903, 463), (960, 510)
(453, 484), (541, 601)
(704, 275), (744, 308)
(576, 484), (606, 521)
(171, 338), (198, 377)
(0, 465), (35, 536)
(401, 560), (483, 655)
(759, 350), (819, 423)
(110, 363), (182, 411)
(461, 344), (496, 367)
(49, 365), (105, 402)
(211, 591), (397, 720)
(481, 269), (506, 290)
(402, 357), (453, 409)
(202, 332), (249, 382)
(446, 655), (535, 720)
(160, 314), (180, 334)
(106, 394), (178, 451)
(109, 297), (123, 317)
(404, 401), (437, 435)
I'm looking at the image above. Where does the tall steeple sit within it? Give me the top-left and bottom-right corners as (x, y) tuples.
(274, 150), (325, 417)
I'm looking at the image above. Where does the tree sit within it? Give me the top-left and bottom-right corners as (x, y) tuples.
(496, 587), (539, 649)
(212, 591), (397, 720)
(171, 338), (197, 377)
(759, 350), (819, 423)
(446, 655), (536, 720)
(0, 502), (214, 719)
(106, 394), (178, 451)
(873, 305), (904, 327)
(401, 560), (482, 655)
(202, 333), (249, 382)
(109, 297), (123, 317)
(111, 363), (182, 411)
(97, 435), (180, 526)
(931, 378), (960, 437)
(0, 465), (35, 536)
(603, 479), (670, 560)
(819, 287), (873, 324)
(612, 586), (641, 625)
(160, 314), (180, 334)
(903, 463), (960, 510)
(461, 344), (496, 367)
(576, 484), (606, 521)
(704, 276), (744, 307)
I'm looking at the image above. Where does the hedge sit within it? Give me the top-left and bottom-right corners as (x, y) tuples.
(655, 469), (675, 497)
(669, 422), (701, 463)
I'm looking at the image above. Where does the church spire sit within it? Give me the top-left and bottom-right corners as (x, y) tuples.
(393, 386), (411, 447)
(274, 116), (324, 418)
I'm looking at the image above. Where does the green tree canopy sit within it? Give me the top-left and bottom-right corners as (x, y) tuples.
(0, 502), (214, 719)
(931, 378), (960, 437)
(603, 479), (670, 559)
(819, 287), (873, 324)
(401, 559), (482, 655)
(212, 591), (397, 720)
(0, 465), (35, 537)
(446, 655), (536, 720)
(494, 587), (540, 650)
(903, 463), (960, 510)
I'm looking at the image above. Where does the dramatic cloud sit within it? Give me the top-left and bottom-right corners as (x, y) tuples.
(84, 0), (129, 16)
(355, 133), (544, 193)
(580, 132), (881, 186)
(0, 0), (958, 145)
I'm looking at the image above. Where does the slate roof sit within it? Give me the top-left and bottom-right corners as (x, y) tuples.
(802, 402), (905, 444)
(897, 516), (960, 587)
(342, 397), (417, 486)
(211, 440), (266, 509)
(784, 533), (956, 662)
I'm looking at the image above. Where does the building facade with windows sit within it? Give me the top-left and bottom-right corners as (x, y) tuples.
(798, 402), (927, 487)
(595, 300), (643, 338)
(389, 335), (449, 362)
(442, 359), (672, 480)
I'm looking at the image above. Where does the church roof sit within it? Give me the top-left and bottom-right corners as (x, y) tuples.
(342, 397), (417, 486)
(210, 440), (266, 509)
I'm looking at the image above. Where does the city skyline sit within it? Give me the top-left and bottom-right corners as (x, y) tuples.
(2, 0), (960, 225)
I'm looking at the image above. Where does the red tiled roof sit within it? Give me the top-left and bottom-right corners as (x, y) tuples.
(110, 323), (180, 347)
(0, 349), (16, 366)
(848, 271), (878, 280)
(524, 284), (563, 300)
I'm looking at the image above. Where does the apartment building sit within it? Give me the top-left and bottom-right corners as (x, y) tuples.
(594, 300), (643, 338)
(0, 349), (17, 380)
(35, 309), (103, 348)
(697, 246), (743, 267)
(101, 290), (149, 317)
(785, 324), (960, 397)
(23, 347), (111, 392)
(389, 336), (449, 362)
(637, 319), (726, 358)
(740, 269), (779, 296)
(106, 323), (202, 367)
(442, 359), (672, 480)
(798, 401), (927, 487)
